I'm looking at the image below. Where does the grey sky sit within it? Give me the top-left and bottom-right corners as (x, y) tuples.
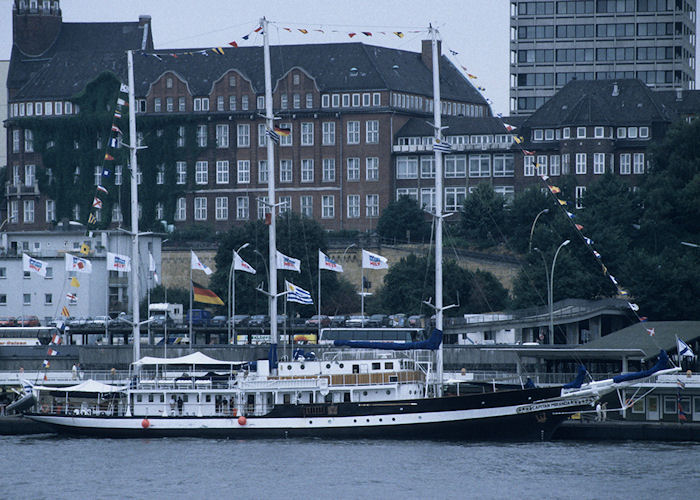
(0, 0), (511, 115)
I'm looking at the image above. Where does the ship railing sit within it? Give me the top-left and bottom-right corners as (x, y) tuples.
(321, 349), (433, 363)
(35, 401), (125, 417)
(0, 370), (131, 386)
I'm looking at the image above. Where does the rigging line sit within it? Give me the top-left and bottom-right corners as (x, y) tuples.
(269, 20), (428, 30)
(419, 216), (436, 317)
(159, 19), (262, 47)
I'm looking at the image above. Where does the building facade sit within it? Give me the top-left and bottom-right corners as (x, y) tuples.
(510, 0), (697, 115)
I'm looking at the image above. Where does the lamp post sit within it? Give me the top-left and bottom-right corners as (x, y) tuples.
(228, 242), (249, 344)
(534, 239), (570, 345)
(529, 208), (549, 253)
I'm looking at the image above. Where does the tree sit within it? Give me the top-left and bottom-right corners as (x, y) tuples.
(460, 182), (507, 248)
(377, 254), (508, 315)
(376, 196), (431, 243)
(506, 186), (552, 254)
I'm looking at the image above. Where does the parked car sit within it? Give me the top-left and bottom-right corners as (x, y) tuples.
(330, 315), (348, 327)
(248, 315), (269, 327)
(210, 315), (228, 327)
(276, 314), (288, 326)
(290, 316), (307, 327)
(367, 314), (391, 328)
(408, 315), (426, 328)
(0, 316), (17, 327)
(345, 315), (369, 328)
(389, 314), (407, 328)
(17, 315), (41, 327)
(227, 315), (250, 327)
(185, 309), (212, 327)
(305, 315), (330, 328)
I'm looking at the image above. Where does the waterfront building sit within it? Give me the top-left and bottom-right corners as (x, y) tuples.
(509, 0), (697, 115)
(0, 222), (161, 320)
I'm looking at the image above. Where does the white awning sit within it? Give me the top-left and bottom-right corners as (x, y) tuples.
(132, 351), (244, 367)
(35, 379), (128, 393)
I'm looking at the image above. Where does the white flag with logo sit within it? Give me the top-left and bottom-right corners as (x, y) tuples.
(107, 252), (131, 272)
(319, 250), (343, 273)
(678, 338), (695, 358)
(23, 253), (47, 277)
(362, 249), (388, 270)
(191, 250), (213, 275)
(234, 252), (256, 274)
(65, 253), (92, 274)
(149, 252), (159, 283)
(276, 251), (301, 273)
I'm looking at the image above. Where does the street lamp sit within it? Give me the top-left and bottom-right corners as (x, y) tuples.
(228, 242), (250, 344)
(681, 241), (700, 248)
(529, 208), (549, 253)
(534, 239), (570, 345)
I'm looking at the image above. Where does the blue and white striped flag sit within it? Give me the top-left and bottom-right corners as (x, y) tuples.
(266, 128), (280, 144)
(433, 138), (452, 153)
(285, 280), (313, 305)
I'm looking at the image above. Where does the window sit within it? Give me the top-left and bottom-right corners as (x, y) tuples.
(24, 129), (34, 152)
(175, 197), (186, 221)
(229, 75), (236, 87)
(280, 122), (292, 146)
(469, 154), (490, 178)
(322, 195), (335, 218)
(421, 188), (436, 213)
(633, 153), (645, 174)
(236, 197), (249, 220)
(301, 122), (314, 146)
(550, 155), (560, 176)
(179, 97), (186, 112)
(362, 93), (370, 107)
(25, 164), (36, 186)
(154, 98), (162, 112)
(575, 186), (586, 209)
(545, 129), (554, 141)
(196, 125), (207, 147)
(322, 122), (335, 145)
(445, 187), (466, 212)
(617, 127), (627, 138)
(342, 94), (350, 107)
(72, 203), (79, 221)
(24, 294), (31, 306)
(12, 130), (20, 152)
(176, 126), (185, 147)
(562, 154), (570, 175)
(293, 94), (301, 109)
(156, 164), (165, 184)
(257, 96), (265, 110)
(524, 156), (535, 176)
(347, 158), (360, 181)
(639, 127), (649, 138)
(258, 160), (268, 183)
(241, 95), (249, 110)
(257, 197), (270, 220)
(216, 161), (230, 184)
(396, 188), (418, 201)
(195, 161), (208, 184)
(628, 127), (638, 139)
(155, 202), (164, 220)
(23, 200), (35, 223)
(229, 96), (236, 111)
(445, 155), (467, 178)
(0, 268), (5, 279)
(396, 156), (418, 179)
(575, 153), (587, 174)
(301, 159), (314, 182)
(332, 94), (340, 107)
(46, 200), (56, 222)
(215, 197), (228, 220)
(279, 196), (291, 214)
(237, 160), (250, 183)
(258, 124), (267, 147)
(366, 120), (379, 143)
(136, 167), (143, 185)
(593, 153), (605, 174)
(322, 95), (330, 107)
(366, 157), (379, 181)
(305, 93), (313, 109)
(347, 121), (360, 144)
(176, 162), (187, 184)
(0, 294), (5, 305)
(366, 194), (379, 217)
(194, 97), (209, 111)
(237, 124), (250, 147)
(620, 153), (631, 175)
(112, 204), (123, 222)
(534, 129), (544, 141)
(280, 159), (292, 182)
(92, 166), (101, 186)
(322, 159), (335, 182)
(280, 94), (288, 109)
(347, 195), (360, 218)
(216, 124), (229, 148)
(194, 197), (207, 220)
(300, 196), (313, 217)
(536, 155), (547, 176)
(493, 154), (514, 177)
(563, 127), (570, 139)
(576, 127), (586, 138)
(352, 94), (360, 107)
(594, 127), (604, 138)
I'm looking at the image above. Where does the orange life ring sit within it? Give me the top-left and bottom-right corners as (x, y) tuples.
(238, 416), (247, 426)
(142, 418), (150, 429)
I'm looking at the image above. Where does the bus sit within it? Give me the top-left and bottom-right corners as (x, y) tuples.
(0, 327), (60, 346)
(318, 328), (423, 345)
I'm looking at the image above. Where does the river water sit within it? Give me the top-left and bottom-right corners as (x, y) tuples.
(3, 436), (699, 499)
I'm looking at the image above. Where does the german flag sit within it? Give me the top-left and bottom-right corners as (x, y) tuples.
(192, 281), (224, 305)
(273, 126), (291, 136)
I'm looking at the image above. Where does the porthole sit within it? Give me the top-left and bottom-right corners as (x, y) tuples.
(339, 363), (344, 369)
(353, 419), (357, 423)
(308, 420), (313, 424)
(300, 364), (305, 370)
(363, 391), (368, 396)
(386, 390), (390, 395)
(287, 365), (292, 370)
(418, 415), (422, 419)
(379, 418), (383, 422)
(366, 418), (370, 422)
(392, 417), (396, 421)
(326, 364), (331, 369)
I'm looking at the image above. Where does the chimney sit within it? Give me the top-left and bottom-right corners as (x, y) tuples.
(676, 88), (683, 101)
(421, 39), (441, 70)
(139, 15), (151, 27)
(611, 83), (619, 97)
(13, 0), (62, 56)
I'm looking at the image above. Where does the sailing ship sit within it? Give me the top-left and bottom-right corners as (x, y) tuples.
(25, 20), (680, 440)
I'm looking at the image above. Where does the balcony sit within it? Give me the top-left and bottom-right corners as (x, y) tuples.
(5, 182), (40, 197)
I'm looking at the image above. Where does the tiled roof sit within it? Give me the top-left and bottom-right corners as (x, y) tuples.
(522, 79), (670, 128)
(653, 89), (700, 121)
(396, 116), (510, 137)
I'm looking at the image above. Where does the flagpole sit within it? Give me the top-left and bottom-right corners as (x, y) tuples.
(228, 250), (234, 345)
(127, 49), (141, 365)
(189, 260), (193, 351)
(360, 253), (365, 326)
(318, 266), (321, 341)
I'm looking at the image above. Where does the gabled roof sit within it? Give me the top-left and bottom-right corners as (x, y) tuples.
(396, 116), (508, 137)
(9, 21), (149, 98)
(522, 79), (670, 128)
(653, 89), (700, 121)
(578, 321), (700, 360)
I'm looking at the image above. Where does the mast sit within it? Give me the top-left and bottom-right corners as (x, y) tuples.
(430, 25), (444, 396)
(127, 49), (141, 363)
(262, 17), (278, 371)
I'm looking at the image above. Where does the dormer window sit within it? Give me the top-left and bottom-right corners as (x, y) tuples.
(563, 127), (570, 139)
(576, 127), (586, 138)
(293, 74), (300, 85)
(533, 129), (543, 141)
(166, 77), (173, 88)
(545, 129), (554, 141)
(594, 126), (604, 138)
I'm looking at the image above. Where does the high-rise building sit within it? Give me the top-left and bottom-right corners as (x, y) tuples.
(510, 0), (697, 115)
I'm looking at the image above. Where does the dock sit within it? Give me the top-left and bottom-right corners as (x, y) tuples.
(554, 419), (700, 442)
